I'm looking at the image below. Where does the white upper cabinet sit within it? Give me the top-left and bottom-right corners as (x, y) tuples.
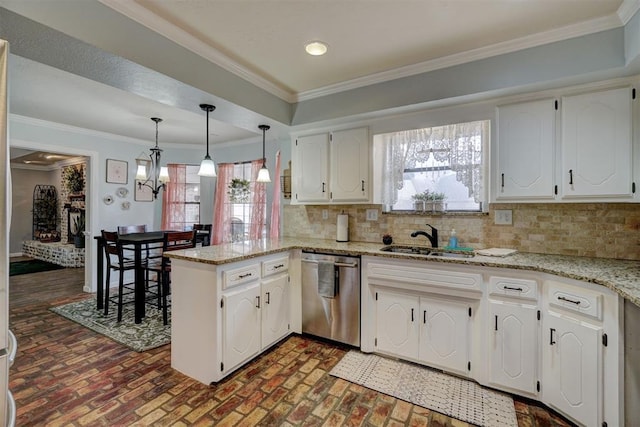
(293, 133), (330, 203)
(330, 127), (370, 202)
(561, 87), (633, 199)
(496, 99), (556, 200)
(292, 127), (370, 204)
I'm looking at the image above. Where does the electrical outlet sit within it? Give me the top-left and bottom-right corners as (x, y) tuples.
(322, 209), (329, 220)
(495, 209), (513, 225)
(366, 209), (378, 221)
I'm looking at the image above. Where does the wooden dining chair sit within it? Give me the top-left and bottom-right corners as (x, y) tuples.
(117, 224), (147, 235)
(146, 230), (197, 325)
(101, 230), (137, 322)
(193, 224), (212, 246)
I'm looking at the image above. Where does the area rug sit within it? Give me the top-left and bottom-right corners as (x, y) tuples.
(9, 259), (65, 276)
(50, 298), (170, 352)
(330, 351), (517, 427)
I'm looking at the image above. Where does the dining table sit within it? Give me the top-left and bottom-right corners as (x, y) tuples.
(95, 231), (167, 324)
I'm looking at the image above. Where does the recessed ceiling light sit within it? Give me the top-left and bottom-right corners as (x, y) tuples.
(305, 41), (328, 56)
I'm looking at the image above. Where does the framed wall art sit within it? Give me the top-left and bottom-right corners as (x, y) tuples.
(106, 159), (128, 184)
(134, 180), (153, 202)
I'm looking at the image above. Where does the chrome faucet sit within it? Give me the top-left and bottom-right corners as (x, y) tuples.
(411, 224), (438, 248)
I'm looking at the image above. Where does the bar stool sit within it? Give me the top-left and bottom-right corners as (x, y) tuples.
(193, 224), (212, 246)
(146, 230), (197, 325)
(101, 230), (137, 322)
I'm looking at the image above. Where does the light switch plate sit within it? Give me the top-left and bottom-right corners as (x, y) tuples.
(322, 209), (329, 220)
(495, 209), (513, 225)
(366, 209), (378, 221)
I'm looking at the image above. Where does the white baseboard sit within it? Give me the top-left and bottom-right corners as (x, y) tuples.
(10, 252), (24, 258)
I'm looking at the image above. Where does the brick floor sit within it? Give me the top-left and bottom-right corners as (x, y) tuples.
(9, 290), (574, 426)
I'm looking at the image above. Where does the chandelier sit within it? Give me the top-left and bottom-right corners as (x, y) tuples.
(135, 117), (169, 199)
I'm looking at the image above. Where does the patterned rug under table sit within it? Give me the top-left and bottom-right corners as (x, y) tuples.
(330, 351), (517, 427)
(50, 298), (170, 352)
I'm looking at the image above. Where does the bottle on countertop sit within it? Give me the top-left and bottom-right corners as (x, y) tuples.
(448, 229), (458, 249)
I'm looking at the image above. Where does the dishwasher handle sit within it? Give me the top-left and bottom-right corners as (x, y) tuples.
(301, 259), (358, 268)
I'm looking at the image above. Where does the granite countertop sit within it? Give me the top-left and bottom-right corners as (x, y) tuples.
(165, 237), (640, 307)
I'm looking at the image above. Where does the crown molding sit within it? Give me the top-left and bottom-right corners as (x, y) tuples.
(296, 13), (624, 101)
(98, 0), (296, 103)
(100, 0), (632, 104)
(618, 0), (640, 24)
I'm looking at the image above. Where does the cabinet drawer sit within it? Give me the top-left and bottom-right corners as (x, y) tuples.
(546, 281), (602, 320)
(222, 263), (261, 289)
(489, 277), (538, 301)
(262, 256), (289, 277)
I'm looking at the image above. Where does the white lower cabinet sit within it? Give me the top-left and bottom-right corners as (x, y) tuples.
(488, 301), (538, 395)
(375, 290), (419, 360)
(419, 298), (470, 376)
(374, 288), (471, 376)
(171, 252), (292, 385)
(542, 311), (602, 427)
(261, 274), (290, 349)
(361, 257), (622, 427)
(222, 282), (262, 373)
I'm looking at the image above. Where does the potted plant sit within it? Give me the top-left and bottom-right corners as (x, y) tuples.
(62, 165), (85, 194)
(71, 214), (85, 248)
(227, 178), (251, 203)
(411, 190), (447, 212)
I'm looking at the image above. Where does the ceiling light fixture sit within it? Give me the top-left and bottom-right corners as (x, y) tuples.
(198, 103), (217, 177)
(305, 41), (328, 56)
(256, 124), (271, 183)
(136, 117), (169, 200)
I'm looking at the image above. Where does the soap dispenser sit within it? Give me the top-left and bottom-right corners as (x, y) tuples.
(448, 229), (458, 249)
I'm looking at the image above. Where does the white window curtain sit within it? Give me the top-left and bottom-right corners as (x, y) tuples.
(381, 121), (486, 205)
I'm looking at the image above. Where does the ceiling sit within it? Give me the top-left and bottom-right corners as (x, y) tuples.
(1, 0), (637, 149)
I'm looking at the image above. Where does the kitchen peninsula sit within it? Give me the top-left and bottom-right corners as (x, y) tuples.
(166, 238), (639, 427)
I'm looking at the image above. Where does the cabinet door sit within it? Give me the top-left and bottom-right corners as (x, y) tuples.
(496, 99), (555, 199)
(419, 298), (470, 376)
(261, 274), (289, 349)
(375, 290), (419, 360)
(223, 282), (261, 372)
(561, 87), (633, 198)
(489, 301), (538, 395)
(293, 133), (330, 202)
(330, 127), (370, 202)
(542, 311), (602, 427)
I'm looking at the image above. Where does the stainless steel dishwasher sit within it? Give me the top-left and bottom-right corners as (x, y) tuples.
(301, 252), (360, 347)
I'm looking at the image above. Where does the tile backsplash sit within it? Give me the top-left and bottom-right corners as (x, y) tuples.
(283, 203), (640, 261)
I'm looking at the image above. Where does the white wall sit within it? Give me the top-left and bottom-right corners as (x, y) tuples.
(9, 166), (56, 254)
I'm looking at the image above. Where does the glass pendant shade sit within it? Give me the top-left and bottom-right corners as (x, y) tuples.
(158, 166), (170, 183)
(198, 104), (217, 177)
(256, 164), (271, 183)
(135, 162), (148, 180)
(198, 156), (216, 177)
(257, 124), (271, 183)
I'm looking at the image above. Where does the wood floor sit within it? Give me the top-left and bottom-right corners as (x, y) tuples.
(7, 259), (574, 426)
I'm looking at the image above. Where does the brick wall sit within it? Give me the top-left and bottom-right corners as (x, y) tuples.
(283, 203), (640, 261)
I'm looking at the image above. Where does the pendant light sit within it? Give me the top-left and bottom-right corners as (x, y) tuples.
(135, 117), (169, 199)
(198, 103), (217, 177)
(256, 124), (271, 183)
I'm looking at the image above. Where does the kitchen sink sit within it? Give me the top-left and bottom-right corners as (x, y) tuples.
(428, 251), (475, 259)
(380, 245), (475, 259)
(379, 245), (433, 255)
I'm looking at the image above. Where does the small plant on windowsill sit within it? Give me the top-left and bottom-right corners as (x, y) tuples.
(411, 190), (447, 212)
(227, 178), (251, 203)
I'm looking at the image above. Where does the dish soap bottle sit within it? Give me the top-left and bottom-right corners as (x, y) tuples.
(448, 229), (458, 249)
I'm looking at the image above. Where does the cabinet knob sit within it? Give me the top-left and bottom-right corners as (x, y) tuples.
(265, 292), (270, 304)
(569, 169), (573, 185)
(549, 328), (556, 345)
(256, 296), (261, 309)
